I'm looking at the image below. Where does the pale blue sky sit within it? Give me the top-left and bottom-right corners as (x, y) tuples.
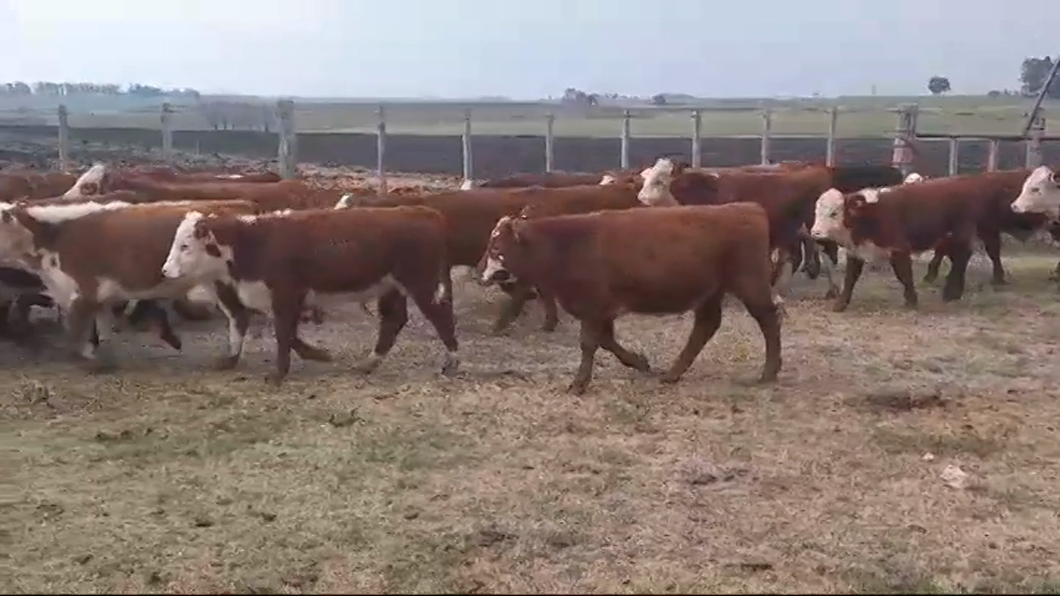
(1, 0), (1055, 99)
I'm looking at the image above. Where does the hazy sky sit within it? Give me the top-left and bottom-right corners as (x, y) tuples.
(1, 0), (1056, 99)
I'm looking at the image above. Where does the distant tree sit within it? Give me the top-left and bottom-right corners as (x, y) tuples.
(650, 93), (668, 106)
(987, 89), (1002, 98)
(1020, 56), (1060, 98)
(927, 76), (951, 95)
(560, 87), (600, 106)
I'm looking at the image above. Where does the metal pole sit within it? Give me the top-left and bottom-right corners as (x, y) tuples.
(1021, 54), (1060, 138)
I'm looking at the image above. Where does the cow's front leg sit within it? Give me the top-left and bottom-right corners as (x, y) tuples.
(212, 281), (251, 371)
(889, 252), (918, 309)
(266, 286), (306, 385)
(569, 320), (603, 395)
(833, 257), (865, 312)
(71, 298), (117, 373)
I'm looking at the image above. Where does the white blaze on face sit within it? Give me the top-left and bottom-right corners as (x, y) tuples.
(1012, 165), (1060, 214)
(162, 211), (229, 281)
(637, 158), (678, 206)
(480, 216), (512, 282)
(811, 188), (850, 244)
(62, 163), (107, 199)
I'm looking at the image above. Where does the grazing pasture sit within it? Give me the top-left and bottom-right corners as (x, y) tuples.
(6, 218), (1060, 593)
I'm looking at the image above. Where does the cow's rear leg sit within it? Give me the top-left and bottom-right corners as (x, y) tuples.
(924, 250), (945, 284)
(569, 321), (603, 395)
(660, 294), (723, 384)
(538, 288), (560, 332)
(729, 270), (783, 383)
(889, 253), (919, 309)
(355, 289), (409, 375)
(409, 281), (460, 376)
(942, 244), (972, 302)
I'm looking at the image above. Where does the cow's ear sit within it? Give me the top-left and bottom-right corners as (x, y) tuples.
(847, 194), (867, 215)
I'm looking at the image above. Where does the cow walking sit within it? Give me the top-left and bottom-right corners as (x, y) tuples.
(478, 203), (782, 394)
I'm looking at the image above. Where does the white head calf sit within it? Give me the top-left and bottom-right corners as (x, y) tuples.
(637, 158), (681, 206)
(811, 188), (855, 246)
(1011, 166), (1060, 215)
(479, 215), (531, 285)
(599, 174), (617, 185)
(161, 211), (232, 281)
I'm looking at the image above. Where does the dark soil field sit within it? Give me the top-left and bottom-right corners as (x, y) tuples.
(6, 226), (1060, 592)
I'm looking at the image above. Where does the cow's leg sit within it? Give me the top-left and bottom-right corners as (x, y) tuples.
(355, 288), (409, 375)
(492, 280), (533, 335)
(212, 281), (251, 371)
(889, 253), (919, 309)
(266, 287), (306, 385)
(70, 298), (117, 373)
(800, 237), (822, 280)
(597, 319), (650, 373)
(833, 257), (865, 312)
(569, 320), (604, 395)
(408, 279), (460, 376)
(981, 231), (1006, 286)
(538, 287), (560, 333)
(920, 247), (945, 282)
(818, 241), (840, 299)
(131, 300), (182, 351)
(942, 243), (973, 302)
(660, 294), (723, 384)
(729, 258), (783, 383)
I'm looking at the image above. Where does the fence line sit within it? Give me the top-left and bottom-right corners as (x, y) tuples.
(46, 102), (1056, 181)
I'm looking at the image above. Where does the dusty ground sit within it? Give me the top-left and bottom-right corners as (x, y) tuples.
(6, 243), (1060, 594)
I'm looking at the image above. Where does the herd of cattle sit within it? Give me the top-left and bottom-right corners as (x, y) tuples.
(2, 158), (1060, 394)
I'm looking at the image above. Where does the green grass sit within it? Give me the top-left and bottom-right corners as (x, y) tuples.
(0, 93), (1055, 138)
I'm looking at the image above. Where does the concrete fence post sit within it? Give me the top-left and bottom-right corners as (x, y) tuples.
(57, 104), (70, 172)
(620, 110), (631, 169)
(160, 102), (174, 164)
(825, 107), (838, 167)
(544, 113), (555, 173)
(690, 110), (702, 168)
(1025, 111), (1046, 169)
(891, 104), (918, 176)
(276, 99), (297, 179)
(759, 107), (773, 165)
(462, 109), (473, 183)
(376, 104), (388, 194)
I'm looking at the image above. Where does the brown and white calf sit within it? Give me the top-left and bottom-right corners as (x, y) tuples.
(0, 200), (258, 369)
(809, 175), (997, 311)
(160, 206), (459, 383)
(478, 203), (783, 394)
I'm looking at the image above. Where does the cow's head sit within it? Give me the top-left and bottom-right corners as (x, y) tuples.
(162, 211), (232, 281)
(1012, 166), (1060, 215)
(62, 163), (110, 199)
(812, 188), (881, 246)
(903, 172), (925, 184)
(478, 215), (531, 285)
(637, 158), (684, 206)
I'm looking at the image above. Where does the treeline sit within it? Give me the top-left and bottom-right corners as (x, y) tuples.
(0, 81), (200, 98)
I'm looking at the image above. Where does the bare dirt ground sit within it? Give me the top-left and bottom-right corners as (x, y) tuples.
(7, 235), (1060, 593)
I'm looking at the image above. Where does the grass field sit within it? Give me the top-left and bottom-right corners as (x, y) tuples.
(0, 94), (1056, 138)
(7, 245), (1060, 593)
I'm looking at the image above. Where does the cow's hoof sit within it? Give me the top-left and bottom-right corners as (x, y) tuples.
(162, 334), (183, 351)
(264, 372), (285, 386)
(824, 287), (838, 300)
(922, 274), (938, 284)
(354, 355), (382, 375)
(440, 353), (460, 377)
(659, 371), (682, 384)
(213, 355), (240, 371)
(831, 301), (849, 313)
(566, 381), (589, 396)
(540, 320), (558, 333)
(629, 353), (652, 373)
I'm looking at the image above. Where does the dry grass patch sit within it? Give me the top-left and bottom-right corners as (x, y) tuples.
(6, 250), (1060, 593)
